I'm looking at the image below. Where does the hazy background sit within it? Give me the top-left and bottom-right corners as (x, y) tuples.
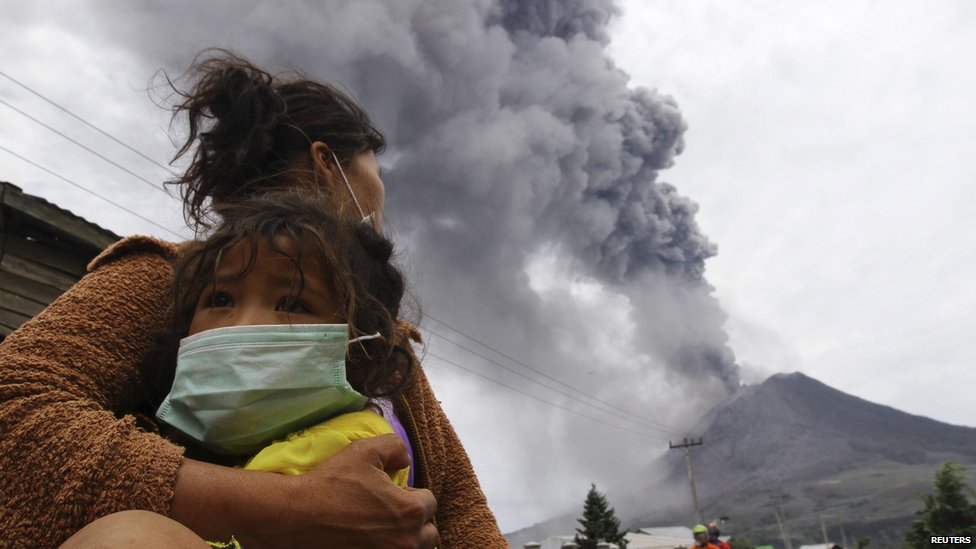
(1, 0), (973, 532)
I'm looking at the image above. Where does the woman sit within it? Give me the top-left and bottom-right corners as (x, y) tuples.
(0, 50), (506, 548)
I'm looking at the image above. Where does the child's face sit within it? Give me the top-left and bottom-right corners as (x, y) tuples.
(188, 235), (342, 336)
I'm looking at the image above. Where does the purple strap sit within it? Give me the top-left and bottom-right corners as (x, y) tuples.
(369, 398), (415, 487)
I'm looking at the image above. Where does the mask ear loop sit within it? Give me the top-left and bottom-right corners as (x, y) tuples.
(347, 331), (383, 363)
(330, 150), (367, 219)
(348, 332), (382, 344)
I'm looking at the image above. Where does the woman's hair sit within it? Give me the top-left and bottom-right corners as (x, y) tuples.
(165, 49), (385, 228)
(151, 189), (413, 403)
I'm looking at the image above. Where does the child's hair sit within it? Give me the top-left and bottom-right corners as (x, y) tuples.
(151, 189), (414, 403)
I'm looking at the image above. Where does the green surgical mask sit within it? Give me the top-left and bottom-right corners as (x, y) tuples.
(156, 323), (374, 456)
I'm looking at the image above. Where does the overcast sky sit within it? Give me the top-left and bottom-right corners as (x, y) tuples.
(608, 0), (976, 424)
(1, 0), (973, 534)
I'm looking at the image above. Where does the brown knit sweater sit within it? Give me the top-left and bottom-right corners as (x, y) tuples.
(0, 236), (506, 548)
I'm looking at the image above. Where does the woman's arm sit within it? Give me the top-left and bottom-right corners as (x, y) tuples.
(396, 342), (508, 548)
(0, 237), (184, 546)
(171, 436), (437, 548)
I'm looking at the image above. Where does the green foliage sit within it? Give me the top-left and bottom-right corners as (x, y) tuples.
(855, 536), (870, 549)
(728, 537), (755, 549)
(574, 483), (629, 549)
(904, 461), (976, 548)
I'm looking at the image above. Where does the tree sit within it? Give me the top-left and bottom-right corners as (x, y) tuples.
(574, 483), (629, 549)
(855, 536), (870, 549)
(728, 537), (755, 549)
(904, 461), (976, 548)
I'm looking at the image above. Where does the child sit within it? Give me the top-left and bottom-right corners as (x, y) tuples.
(153, 190), (416, 487)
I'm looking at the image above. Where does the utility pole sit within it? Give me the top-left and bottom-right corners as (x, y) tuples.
(819, 513), (829, 546)
(770, 493), (793, 549)
(772, 507), (789, 549)
(669, 437), (705, 525)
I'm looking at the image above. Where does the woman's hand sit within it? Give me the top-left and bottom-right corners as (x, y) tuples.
(280, 434), (438, 548)
(170, 434), (438, 548)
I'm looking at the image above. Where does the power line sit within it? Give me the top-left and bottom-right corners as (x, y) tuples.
(424, 313), (681, 435)
(0, 144), (183, 239)
(426, 351), (669, 441)
(421, 322), (678, 435)
(421, 322), (666, 431)
(0, 97), (171, 196)
(0, 69), (175, 174)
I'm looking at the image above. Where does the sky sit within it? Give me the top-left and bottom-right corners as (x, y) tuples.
(1, 0), (974, 534)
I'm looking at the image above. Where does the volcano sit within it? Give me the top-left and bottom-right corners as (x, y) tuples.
(507, 373), (976, 548)
(689, 372), (976, 486)
(645, 372), (976, 547)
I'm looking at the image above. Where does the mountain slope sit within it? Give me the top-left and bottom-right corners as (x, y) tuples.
(508, 372), (976, 548)
(688, 372), (976, 491)
(658, 372), (976, 546)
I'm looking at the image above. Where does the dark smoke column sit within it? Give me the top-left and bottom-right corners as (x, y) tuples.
(380, 0), (741, 393)
(504, 0), (741, 392)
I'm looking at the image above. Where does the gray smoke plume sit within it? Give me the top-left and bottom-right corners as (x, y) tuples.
(495, 0), (620, 43)
(379, 0), (739, 393)
(14, 0), (740, 529)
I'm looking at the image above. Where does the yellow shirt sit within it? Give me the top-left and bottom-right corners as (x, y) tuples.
(243, 409), (410, 488)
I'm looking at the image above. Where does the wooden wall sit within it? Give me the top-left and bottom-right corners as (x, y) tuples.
(0, 182), (120, 340)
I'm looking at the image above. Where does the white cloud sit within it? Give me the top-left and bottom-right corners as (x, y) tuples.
(0, 13), (189, 240)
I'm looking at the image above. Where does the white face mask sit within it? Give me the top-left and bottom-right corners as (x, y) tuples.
(156, 323), (380, 456)
(332, 150), (377, 230)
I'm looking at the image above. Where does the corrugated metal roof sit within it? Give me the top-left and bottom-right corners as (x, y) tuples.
(1, 181), (120, 250)
(639, 527), (695, 540)
(626, 531), (690, 549)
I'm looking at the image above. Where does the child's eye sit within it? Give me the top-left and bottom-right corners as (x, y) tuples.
(276, 297), (312, 314)
(205, 292), (233, 308)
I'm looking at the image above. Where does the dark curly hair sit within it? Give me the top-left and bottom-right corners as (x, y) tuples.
(150, 189), (413, 405)
(164, 48), (385, 228)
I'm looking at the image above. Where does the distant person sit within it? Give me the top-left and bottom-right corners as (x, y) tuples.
(708, 522), (732, 549)
(693, 524), (720, 549)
